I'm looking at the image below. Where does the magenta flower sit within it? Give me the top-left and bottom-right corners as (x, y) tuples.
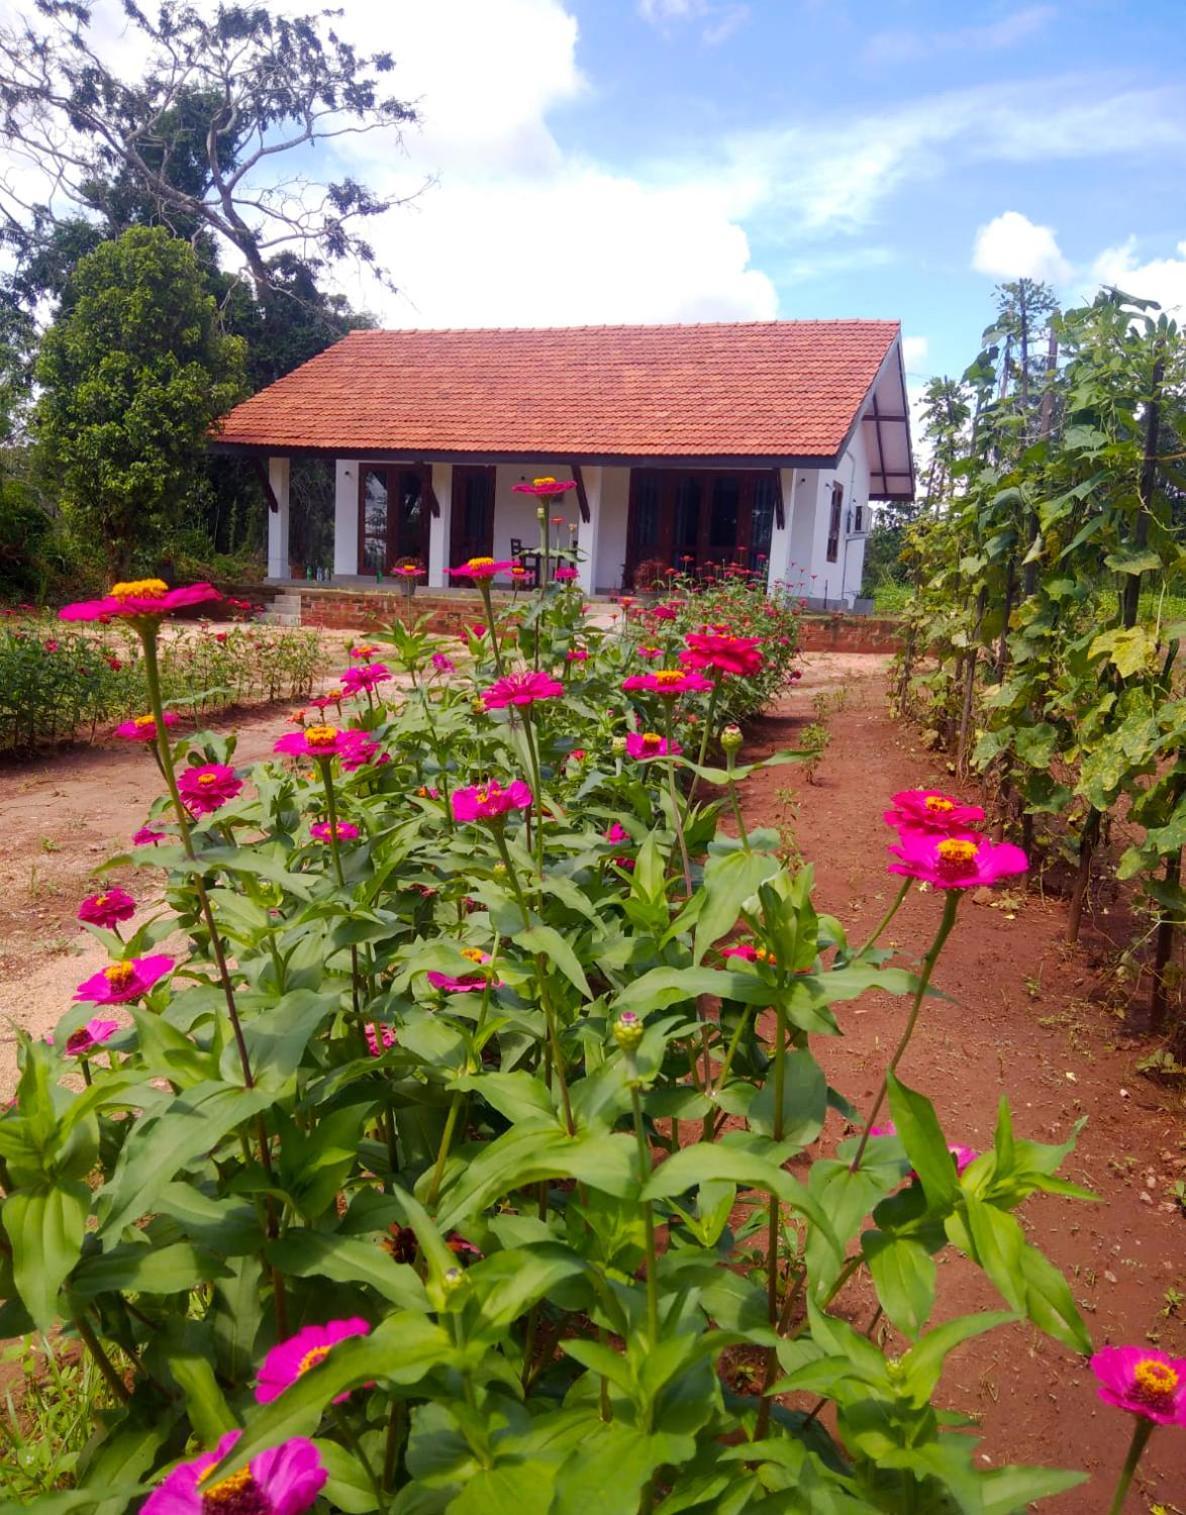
(178, 763), (242, 815)
(274, 724), (355, 760)
(141, 1429), (325, 1515)
(567, 648), (589, 662)
(482, 670), (564, 709)
(622, 669), (714, 698)
(512, 477), (577, 497)
(554, 565), (578, 582)
(431, 653), (456, 673)
(340, 663), (392, 695)
(648, 603), (678, 622)
(884, 790), (987, 833)
(1090, 1346), (1186, 1426)
(116, 711), (179, 742)
(339, 730), (381, 772)
(867, 1120), (980, 1177)
(427, 948), (500, 995)
(887, 830), (1028, 890)
(452, 780), (533, 823)
(59, 1019), (120, 1057)
(78, 888), (136, 929)
(637, 644), (662, 660)
(604, 821), (631, 844)
(74, 955), (173, 1005)
(133, 825), (166, 846)
(254, 1318), (371, 1405)
(625, 731), (680, 760)
(349, 643), (381, 661)
(60, 579), (221, 623)
(310, 820), (360, 843)
(448, 557), (514, 581)
(365, 1022), (397, 1057)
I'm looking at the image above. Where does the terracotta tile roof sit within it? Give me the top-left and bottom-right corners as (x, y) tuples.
(214, 320), (900, 461)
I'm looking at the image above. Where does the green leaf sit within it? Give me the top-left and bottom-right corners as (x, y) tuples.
(267, 1232), (428, 1310)
(447, 1459), (557, 1515)
(1089, 625), (1156, 678)
(748, 1050), (827, 1146)
(860, 1232), (936, 1338)
(225, 989), (338, 1089)
(1104, 546), (1164, 575)
(886, 1074), (956, 1211)
(692, 849), (780, 964)
(641, 1140), (836, 1246)
(436, 1128), (638, 1230)
(551, 1425), (695, 1515)
(164, 1350), (238, 1444)
(452, 1071), (556, 1125)
(311, 1440), (381, 1514)
(3, 1182), (89, 1328)
(900, 1310), (1016, 1405)
(466, 1243), (587, 1337)
(516, 924), (592, 999)
(980, 1465), (1089, 1513)
(613, 966), (774, 1014)
(71, 1240), (225, 1297)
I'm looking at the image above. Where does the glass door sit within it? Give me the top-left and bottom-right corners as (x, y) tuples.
(450, 466), (496, 565)
(357, 466), (431, 573)
(359, 467), (389, 574)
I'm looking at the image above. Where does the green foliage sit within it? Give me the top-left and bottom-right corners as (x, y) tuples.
(32, 228), (248, 575)
(0, 572), (1099, 1512)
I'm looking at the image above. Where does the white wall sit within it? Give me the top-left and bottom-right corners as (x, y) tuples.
(593, 466), (629, 592)
(333, 460), (359, 576)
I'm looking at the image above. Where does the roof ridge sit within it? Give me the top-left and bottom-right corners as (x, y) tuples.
(340, 318), (900, 338)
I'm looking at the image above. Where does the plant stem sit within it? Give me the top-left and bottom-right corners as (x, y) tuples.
(427, 1092), (463, 1208)
(629, 1080), (659, 1344)
(1107, 1418), (1154, 1515)
(334, 1408), (383, 1509)
(855, 877), (912, 959)
(850, 889), (960, 1172)
(319, 758), (346, 887)
(756, 1003), (788, 1437)
(382, 1398), (406, 1492)
(663, 702), (693, 895)
(689, 682), (721, 803)
(74, 1313), (130, 1403)
(725, 747), (750, 850)
(478, 581), (504, 674)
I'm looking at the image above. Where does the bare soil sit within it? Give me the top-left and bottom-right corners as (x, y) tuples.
(741, 657), (1186, 1512)
(0, 650), (1183, 1507)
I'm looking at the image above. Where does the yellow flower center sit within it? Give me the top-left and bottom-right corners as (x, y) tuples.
(93, 894), (109, 908)
(460, 947), (487, 964)
(111, 578), (168, 600)
(104, 962), (135, 989)
(198, 1465), (259, 1509)
(925, 796), (955, 813)
(198, 773), (217, 785)
(936, 837), (979, 878)
(654, 670), (684, 686)
(468, 557), (495, 569)
(475, 788), (491, 805)
(133, 714), (156, 729)
(533, 476), (557, 487)
(297, 1343), (332, 1376)
(641, 732), (662, 751)
(304, 724), (339, 749)
(1133, 1359), (1179, 1406)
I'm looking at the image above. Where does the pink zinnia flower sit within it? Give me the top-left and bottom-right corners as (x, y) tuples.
(637, 644), (662, 660)
(60, 579), (221, 623)
(141, 1429), (325, 1515)
(868, 1120), (979, 1177)
(59, 1019), (120, 1057)
(254, 1318), (371, 1405)
(310, 820), (360, 843)
(622, 669), (714, 698)
(512, 476), (577, 497)
(365, 1023), (397, 1057)
(132, 825), (165, 846)
(432, 653), (456, 673)
(306, 691), (344, 712)
(648, 603), (678, 622)
(565, 748), (586, 765)
(680, 631), (764, 678)
(451, 780), (533, 823)
(887, 831), (1028, 890)
(566, 648), (589, 662)
(1090, 1346), (1186, 1426)
(339, 730), (381, 772)
(884, 790), (987, 833)
(274, 724), (356, 760)
(178, 763), (242, 815)
(350, 643), (381, 661)
(78, 888), (136, 929)
(427, 949), (501, 994)
(482, 671), (564, 709)
(625, 731), (680, 760)
(449, 558), (514, 581)
(115, 711), (179, 742)
(341, 662), (392, 695)
(74, 955), (173, 1005)
(604, 821), (631, 844)
(554, 565), (578, 582)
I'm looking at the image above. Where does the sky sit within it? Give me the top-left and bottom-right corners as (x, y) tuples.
(4, 0), (1186, 408)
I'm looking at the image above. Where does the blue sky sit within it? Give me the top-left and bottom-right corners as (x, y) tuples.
(5, 0), (1185, 401)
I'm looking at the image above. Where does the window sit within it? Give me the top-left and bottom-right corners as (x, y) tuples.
(826, 483), (843, 563)
(853, 503), (864, 534)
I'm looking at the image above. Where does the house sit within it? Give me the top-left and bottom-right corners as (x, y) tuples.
(211, 320), (914, 605)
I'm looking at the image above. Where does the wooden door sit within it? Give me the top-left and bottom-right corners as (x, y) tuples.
(357, 465), (431, 572)
(450, 465), (496, 566)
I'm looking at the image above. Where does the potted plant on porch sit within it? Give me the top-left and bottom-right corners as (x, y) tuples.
(391, 557), (425, 599)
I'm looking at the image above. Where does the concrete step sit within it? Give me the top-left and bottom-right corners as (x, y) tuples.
(260, 609), (302, 626)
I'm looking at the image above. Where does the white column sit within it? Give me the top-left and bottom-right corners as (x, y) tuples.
(333, 460), (359, 577)
(765, 467), (795, 595)
(428, 463), (453, 587)
(576, 465), (602, 595)
(266, 456), (290, 580)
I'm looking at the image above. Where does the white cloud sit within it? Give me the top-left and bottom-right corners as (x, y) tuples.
(865, 6), (1054, 66)
(971, 210), (1072, 282)
(637, 0), (750, 45)
(902, 335), (929, 370)
(1091, 238), (1186, 314)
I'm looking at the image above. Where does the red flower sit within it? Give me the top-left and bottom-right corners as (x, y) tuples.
(78, 888), (136, 929)
(884, 790), (986, 833)
(680, 631), (764, 678)
(449, 558), (514, 581)
(625, 731), (680, 760)
(61, 579), (221, 623)
(482, 671), (564, 709)
(887, 831), (1028, 890)
(275, 724), (355, 759)
(511, 476), (577, 497)
(341, 662), (392, 695)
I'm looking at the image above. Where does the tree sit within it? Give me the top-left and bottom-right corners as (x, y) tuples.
(918, 377), (972, 510)
(34, 225), (247, 573)
(0, 2), (417, 299)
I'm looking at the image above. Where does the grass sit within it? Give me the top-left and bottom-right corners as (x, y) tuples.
(0, 1335), (114, 1501)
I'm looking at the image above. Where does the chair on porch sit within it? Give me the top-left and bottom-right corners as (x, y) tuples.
(509, 537), (542, 587)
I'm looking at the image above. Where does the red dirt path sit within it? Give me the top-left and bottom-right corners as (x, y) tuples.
(742, 658), (1185, 1511)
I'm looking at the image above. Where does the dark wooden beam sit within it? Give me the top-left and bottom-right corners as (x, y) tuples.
(251, 457), (280, 514)
(420, 463), (441, 519)
(569, 462), (591, 523)
(770, 466), (785, 531)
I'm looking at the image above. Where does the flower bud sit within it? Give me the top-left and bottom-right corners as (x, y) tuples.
(491, 861), (508, 878)
(611, 735), (627, 757)
(613, 1011), (644, 1051)
(721, 724), (743, 752)
(536, 506), (547, 522)
(441, 1265), (466, 1295)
